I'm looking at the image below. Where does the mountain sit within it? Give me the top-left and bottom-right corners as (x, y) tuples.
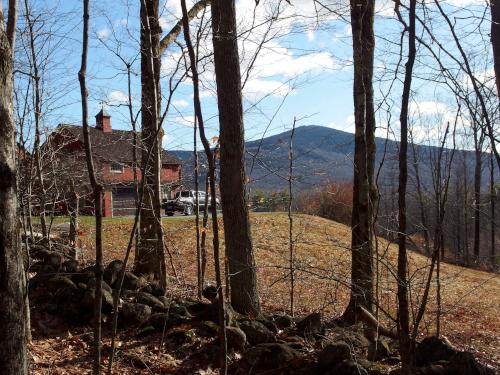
(170, 125), (488, 192)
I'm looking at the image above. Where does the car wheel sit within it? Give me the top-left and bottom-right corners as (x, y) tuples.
(166, 212), (174, 216)
(184, 205), (193, 216)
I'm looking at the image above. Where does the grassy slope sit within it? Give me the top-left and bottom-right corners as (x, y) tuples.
(70, 213), (499, 367)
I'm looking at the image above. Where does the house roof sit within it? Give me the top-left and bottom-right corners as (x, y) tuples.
(54, 124), (181, 165)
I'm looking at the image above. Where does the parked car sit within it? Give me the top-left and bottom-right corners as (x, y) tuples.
(162, 190), (220, 216)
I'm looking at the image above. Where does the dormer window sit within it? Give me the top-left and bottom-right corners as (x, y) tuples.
(110, 163), (123, 173)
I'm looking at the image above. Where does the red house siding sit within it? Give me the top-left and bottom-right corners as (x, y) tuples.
(101, 163), (181, 184)
(103, 190), (113, 217)
(45, 113), (182, 217)
(100, 163), (181, 217)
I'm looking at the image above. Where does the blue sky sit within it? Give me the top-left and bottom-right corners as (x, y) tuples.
(11, 0), (496, 152)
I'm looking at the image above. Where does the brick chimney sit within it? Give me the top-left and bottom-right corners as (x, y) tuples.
(95, 109), (112, 133)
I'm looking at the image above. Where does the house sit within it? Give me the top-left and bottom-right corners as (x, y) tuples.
(45, 110), (182, 217)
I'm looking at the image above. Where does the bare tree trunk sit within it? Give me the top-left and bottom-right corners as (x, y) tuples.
(411, 139), (431, 255)
(78, 2), (104, 373)
(126, 63), (141, 260)
(473, 132), (484, 261)
(396, 0), (416, 371)
(288, 118), (296, 317)
(492, 0), (500, 98)
(181, 3), (227, 371)
(194, 118), (202, 299)
(362, 0), (378, 245)
(135, 0), (167, 289)
(201, 173), (209, 285)
(489, 152), (496, 266)
(343, 0), (375, 323)
(463, 156), (470, 265)
(68, 180), (79, 257)
(0, 3), (29, 374)
(210, 0), (260, 316)
(107, 124), (162, 375)
(490, 153), (496, 268)
(24, 0), (48, 241)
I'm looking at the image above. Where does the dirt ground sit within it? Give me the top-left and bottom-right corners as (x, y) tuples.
(30, 213), (499, 373)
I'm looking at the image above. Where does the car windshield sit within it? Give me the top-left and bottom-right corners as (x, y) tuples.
(181, 191), (191, 197)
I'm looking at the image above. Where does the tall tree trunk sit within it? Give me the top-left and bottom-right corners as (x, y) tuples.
(181, 3), (227, 371)
(68, 180), (79, 257)
(126, 63), (141, 260)
(135, 0), (167, 288)
(492, 0), (500, 98)
(194, 120), (203, 299)
(288, 118), (296, 317)
(210, 0), (260, 316)
(490, 152), (496, 266)
(473, 142), (482, 261)
(25, 0), (48, 240)
(362, 0), (378, 231)
(343, 0), (375, 322)
(78, 2), (104, 373)
(201, 173), (209, 285)
(0, 2), (29, 374)
(396, 0), (417, 371)
(411, 141), (431, 255)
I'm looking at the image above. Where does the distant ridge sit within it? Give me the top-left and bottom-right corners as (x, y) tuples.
(170, 125), (489, 191)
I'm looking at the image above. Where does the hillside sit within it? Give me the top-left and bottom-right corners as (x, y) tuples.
(171, 125), (489, 191)
(35, 213), (498, 373)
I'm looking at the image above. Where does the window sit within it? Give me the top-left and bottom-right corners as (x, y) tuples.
(110, 163), (123, 173)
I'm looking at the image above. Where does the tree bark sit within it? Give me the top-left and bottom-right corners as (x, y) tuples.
(490, 152), (496, 266)
(211, 0), (260, 316)
(288, 118), (296, 317)
(343, 0), (375, 323)
(181, 2), (227, 371)
(135, 0), (167, 288)
(68, 180), (79, 256)
(159, 0), (210, 54)
(78, 2), (104, 373)
(25, 0), (48, 240)
(0, 2), (29, 374)
(473, 137), (483, 261)
(492, 0), (500, 98)
(396, 0), (417, 371)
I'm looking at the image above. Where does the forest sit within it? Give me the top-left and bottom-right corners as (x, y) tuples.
(0, 0), (498, 374)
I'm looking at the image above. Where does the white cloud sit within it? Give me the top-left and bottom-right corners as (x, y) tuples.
(96, 27), (110, 40)
(461, 68), (496, 91)
(409, 101), (448, 115)
(306, 29), (315, 41)
(375, 0), (395, 17)
(172, 99), (190, 108)
(329, 115), (355, 134)
(243, 79), (293, 100)
(445, 0), (485, 6)
(172, 115), (195, 127)
(159, 0), (342, 101)
(346, 114), (355, 125)
(107, 90), (129, 105)
(241, 40), (337, 79)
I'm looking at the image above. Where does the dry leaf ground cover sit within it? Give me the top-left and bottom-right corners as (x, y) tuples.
(31, 213), (499, 373)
